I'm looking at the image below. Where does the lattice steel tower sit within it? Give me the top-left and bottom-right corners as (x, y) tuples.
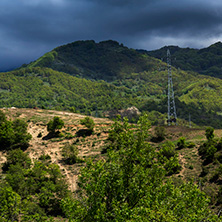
(167, 49), (177, 125)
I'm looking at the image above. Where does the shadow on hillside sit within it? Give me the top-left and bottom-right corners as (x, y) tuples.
(76, 129), (93, 137)
(42, 132), (56, 140)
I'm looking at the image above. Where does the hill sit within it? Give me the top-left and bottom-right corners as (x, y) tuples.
(2, 65), (222, 127)
(2, 40), (222, 127)
(1, 108), (222, 220)
(25, 40), (158, 81)
(144, 41), (222, 78)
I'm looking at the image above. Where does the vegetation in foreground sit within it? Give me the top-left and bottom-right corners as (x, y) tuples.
(0, 110), (222, 221)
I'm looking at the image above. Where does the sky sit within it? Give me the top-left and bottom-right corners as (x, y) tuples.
(1, 0), (222, 71)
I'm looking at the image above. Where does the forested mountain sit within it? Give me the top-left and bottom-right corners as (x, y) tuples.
(2, 40), (222, 220)
(0, 65), (222, 127)
(1, 40), (222, 127)
(144, 41), (222, 78)
(25, 40), (158, 81)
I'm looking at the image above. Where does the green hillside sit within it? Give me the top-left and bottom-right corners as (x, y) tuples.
(144, 42), (222, 78)
(26, 40), (158, 81)
(2, 40), (222, 127)
(1, 65), (222, 127)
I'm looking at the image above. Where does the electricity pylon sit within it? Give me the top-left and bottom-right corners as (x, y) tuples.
(167, 49), (177, 126)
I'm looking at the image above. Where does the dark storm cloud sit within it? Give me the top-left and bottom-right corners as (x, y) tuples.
(1, 0), (222, 70)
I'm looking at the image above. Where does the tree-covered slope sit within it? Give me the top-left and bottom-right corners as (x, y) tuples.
(25, 40), (158, 81)
(0, 67), (141, 114)
(3, 40), (222, 127)
(144, 41), (222, 78)
(2, 66), (222, 127)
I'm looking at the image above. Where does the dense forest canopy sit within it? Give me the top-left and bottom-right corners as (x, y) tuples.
(145, 41), (222, 78)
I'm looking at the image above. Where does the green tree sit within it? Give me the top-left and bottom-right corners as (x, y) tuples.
(61, 115), (218, 221)
(61, 143), (81, 164)
(80, 116), (95, 131)
(154, 125), (166, 141)
(12, 119), (32, 149)
(177, 137), (186, 149)
(0, 183), (21, 221)
(205, 127), (215, 141)
(47, 116), (64, 134)
(0, 113), (31, 151)
(2, 148), (31, 172)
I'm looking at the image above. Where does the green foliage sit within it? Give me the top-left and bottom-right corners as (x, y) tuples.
(159, 141), (181, 175)
(47, 116), (64, 134)
(61, 143), (81, 164)
(0, 112), (31, 150)
(159, 141), (176, 159)
(0, 149), (70, 219)
(199, 127), (218, 163)
(0, 183), (21, 221)
(153, 125), (166, 142)
(205, 127), (215, 141)
(2, 148), (31, 172)
(146, 42), (222, 78)
(80, 116), (95, 131)
(61, 116), (217, 221)
(177, 137), (187, 149)
(217, 137), (222, 151)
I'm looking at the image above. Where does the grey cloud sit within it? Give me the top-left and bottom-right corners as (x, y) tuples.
(1, 0), (222, 70)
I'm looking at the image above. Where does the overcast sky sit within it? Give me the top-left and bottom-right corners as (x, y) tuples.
(1, 0), (222, 71)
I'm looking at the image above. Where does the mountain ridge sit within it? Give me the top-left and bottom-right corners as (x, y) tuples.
(144, 41), (222, 78)
(2, 40), (222, 127)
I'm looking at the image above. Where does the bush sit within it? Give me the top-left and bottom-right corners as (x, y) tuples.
(187, 142), (195, 148)
(159, 141), (176, 160)
(2, 148), (32, 172)
(164, 156), (182, 175)
(205, 127), (214, 141)
(0, 113), (31, 151)
(61, 143), (82, 164)
(37, 132), (42, 138)
(217, 137), (222, 151)
(80, 117), (95, 131)
(206, 145), (217, 162)
(47, 116), (64, 134)
(153, 125), (165, 142)
(177, 137), (186, 149)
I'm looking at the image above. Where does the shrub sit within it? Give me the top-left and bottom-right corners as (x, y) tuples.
(2, 148), (31, 172)
(205, 127), (214, 141)
(205, 145), (217, 162)
(177, 137), (186, 149)
(187, 142), (195, 148)
(47, 116), (64, 134)
(80, 117), (95, 131)
(159, 141), (176, 160)
(153, 125), (165, 142)
(164, 156), (182, 175)
(0, 113), (31, 151)
(217, 137), (222, 151)
(61, 143), (82, 164)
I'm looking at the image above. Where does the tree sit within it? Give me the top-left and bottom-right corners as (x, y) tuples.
(47, 116), (64, 134)
(2, 148), (31, 172)
(61, 115), (218, 221)
(0, 183), (21, 221)
(205, 127), (214, 141)
(153, 125), (166, 141)
(80, 117), (95, 131)
(61, 143), (81, 164)
(0, 112), (31, 151)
